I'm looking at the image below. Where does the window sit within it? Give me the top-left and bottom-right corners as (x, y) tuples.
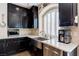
(43, 8), (59, 38)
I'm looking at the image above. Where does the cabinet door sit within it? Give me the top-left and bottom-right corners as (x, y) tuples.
(8, 12), (22, 28)
(43, 44), (61, 56)
(22, 9), (29, 28)
(27, 9), (33, 28)
(15, 38), (21, 52)
(8, 3), (22, 28)
(32, 6), (38, 28)
(28, 6), (38, 28)
(19, 38), (27, 51)
(44, 47), (60, 56)
(6, 39), (17, 55)
(59, 3), (77, 26)
(15, 38), (28, 51)
(0, 40), (6, 56)
(72, 4), (78, 18)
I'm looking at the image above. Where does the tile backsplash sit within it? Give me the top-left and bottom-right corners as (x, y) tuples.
(71, 27), (79, 44)
(71, 27), (79, 56)
(19, 29), (39, 36)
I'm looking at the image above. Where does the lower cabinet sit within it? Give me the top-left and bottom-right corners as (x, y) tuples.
(27, 38), (43, 56)
(18, 38), (27, 51)
(0, 37), (29, 56)
(0, 38), (77, 56)
(0, 37), (43, 56)
(43, 44), (61, 56)
(0, 40), (6, 56)
(6, 39), (17, 55)
(43, 43), (77, 56)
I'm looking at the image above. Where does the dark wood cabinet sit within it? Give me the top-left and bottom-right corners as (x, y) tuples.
(59, 3), (77, 26)
(19, 38), (27, 51)
(21, 9), (29, 28)
(5, 39), (17, 55)
(31, 6), (38, 28)
(0, 40), (6, 55)
(8, 3), (22, 28)
(27, 9), (33, 28)
(8, 3), (38, 28)
(8, 3), (29, 28)
(26, 6), (38, 28)
(0, 37), (29, 56)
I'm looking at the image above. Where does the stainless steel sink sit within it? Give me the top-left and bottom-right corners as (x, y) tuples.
(35, 37), (48, 41)
(33, 37), (48, 49)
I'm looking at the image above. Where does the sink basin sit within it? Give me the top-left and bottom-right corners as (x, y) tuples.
(35, 37), (48, 41)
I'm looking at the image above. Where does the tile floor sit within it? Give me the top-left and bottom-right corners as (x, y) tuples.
(12, 51), (32, 56)
(12, 50), (42, 56)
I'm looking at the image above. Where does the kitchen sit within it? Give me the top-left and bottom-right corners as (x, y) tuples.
(0, 3), (79, 56)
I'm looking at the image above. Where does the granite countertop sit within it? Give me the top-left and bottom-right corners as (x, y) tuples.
(25, 35), (78, 53)
(26, 35), (78, 53)
(0, 35), (40, 39)
(0, 35), (78, 53)
(41, 39), (78, 53)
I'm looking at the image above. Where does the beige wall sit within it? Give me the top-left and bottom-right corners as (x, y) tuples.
(0, 3), (7, 37)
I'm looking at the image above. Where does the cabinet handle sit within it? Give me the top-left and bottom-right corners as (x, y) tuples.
(52, 50), (59, 55)
(45, 47), (49, 49)
(45, 47), (59, 55)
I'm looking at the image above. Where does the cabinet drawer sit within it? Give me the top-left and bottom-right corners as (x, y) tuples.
(49, 46), (61, 55)
(43, 44), (61, 56)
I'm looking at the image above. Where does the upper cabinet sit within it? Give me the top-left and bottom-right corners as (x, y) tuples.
(8, 3), (29, 28)
(22, 9), (29, 28)
(8, 3), (38, 28)
(31, 6), (38, 28)
(59, 3), (78, 26)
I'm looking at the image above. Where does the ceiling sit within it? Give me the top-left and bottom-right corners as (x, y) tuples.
(12, 3), (40, 9)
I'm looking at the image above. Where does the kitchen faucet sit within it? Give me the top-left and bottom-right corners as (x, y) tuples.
(40, 31), (48, 39)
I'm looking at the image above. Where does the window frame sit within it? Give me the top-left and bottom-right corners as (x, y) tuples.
(43, 7), (59, 38)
